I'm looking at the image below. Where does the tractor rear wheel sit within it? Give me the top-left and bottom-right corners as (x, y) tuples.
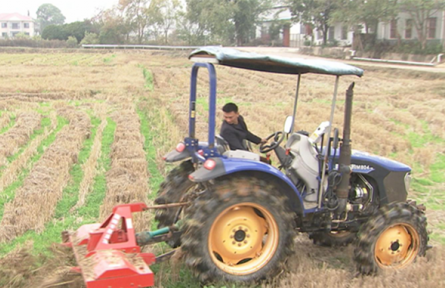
(309, 230), (356, 247)
(353, 202), (428, 275)
(154, 160), (197, 247)
(181, 177), (295, 283)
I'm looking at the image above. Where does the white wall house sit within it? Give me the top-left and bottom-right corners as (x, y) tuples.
(258, 5), (445, 48)
(377, 11), (445, 44)
(257, 5), (307, 47)
(313, 11), (445, 47)
(258, 5), (357, 47)
(312, 24), (355, 46)
(0, 13), (39, 39)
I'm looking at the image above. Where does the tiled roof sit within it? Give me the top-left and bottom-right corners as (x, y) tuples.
(0, 13), (33, 21)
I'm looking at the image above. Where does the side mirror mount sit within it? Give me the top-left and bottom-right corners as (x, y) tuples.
(284, 116), (294, 134)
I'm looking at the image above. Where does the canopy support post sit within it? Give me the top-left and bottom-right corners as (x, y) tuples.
(290, 73), (301, 133)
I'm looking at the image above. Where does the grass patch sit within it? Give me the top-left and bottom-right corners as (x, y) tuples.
(407, 121), (445, 149)
(196, 97), (209, 112)
(0, 117), (115, 256)
(408, 122), (445, 210)
(411, 181), (444, 211)
(103, 54), (116, 64)
(430, 154), (445, 183)
(140, 65), (154, 91)
(137, 104), (164, 197)
(429, 231), (445, 245)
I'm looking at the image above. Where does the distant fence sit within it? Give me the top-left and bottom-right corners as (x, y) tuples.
(81, 44), (206, 50)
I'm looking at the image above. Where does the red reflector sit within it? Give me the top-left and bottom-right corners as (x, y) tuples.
(162, 156), (166, 160)
(203, 159), (216, 170)
(188, 174), (194, 180)
(176, 143), (185, 152)
(198, 149), (204, 156)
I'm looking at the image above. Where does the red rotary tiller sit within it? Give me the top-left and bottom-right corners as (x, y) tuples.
(62, 202), (184, 288)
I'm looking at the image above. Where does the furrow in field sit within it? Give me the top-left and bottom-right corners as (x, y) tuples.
(100, 105), (150, 231)
(0, 99), (40, 111)
(0, 107), (90, 242)
(70, 116), (107, 212)
(0, 111), (41, 166)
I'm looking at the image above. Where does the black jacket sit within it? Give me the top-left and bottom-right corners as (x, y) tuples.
(220, 115), (262, 150)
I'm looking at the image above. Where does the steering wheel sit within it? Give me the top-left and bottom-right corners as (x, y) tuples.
(259, 131), (285, 153)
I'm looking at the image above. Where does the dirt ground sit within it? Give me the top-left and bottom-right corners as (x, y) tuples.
(0, 49), (443, 288)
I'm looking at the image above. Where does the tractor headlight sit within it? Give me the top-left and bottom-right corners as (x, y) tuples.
(404, 172), (411, 193)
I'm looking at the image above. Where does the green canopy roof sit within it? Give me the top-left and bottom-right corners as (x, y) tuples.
(189, 47), (363, 77)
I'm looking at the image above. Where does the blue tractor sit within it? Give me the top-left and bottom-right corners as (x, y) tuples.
(154, 47), (428, 283)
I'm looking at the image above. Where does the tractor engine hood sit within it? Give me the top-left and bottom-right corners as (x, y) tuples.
(350, 150), (411, 173)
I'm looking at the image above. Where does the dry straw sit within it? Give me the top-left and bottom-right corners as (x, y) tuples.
(0, 99), (40, 111)
(0, 107), (90, 242)
(0, 111), (57, 191)
(263, 235), (445, 288)
(0, 111), (41, 166)
(100, 105), (150, 232)
(0, 113), (10, 131)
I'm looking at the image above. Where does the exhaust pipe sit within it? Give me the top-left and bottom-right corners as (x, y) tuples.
(335, 82), (354, 214)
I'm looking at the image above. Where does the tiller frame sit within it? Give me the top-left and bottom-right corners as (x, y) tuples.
(62, 202), (187, 288)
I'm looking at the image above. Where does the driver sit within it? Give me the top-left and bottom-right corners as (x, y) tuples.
(220, 102), (267, 151)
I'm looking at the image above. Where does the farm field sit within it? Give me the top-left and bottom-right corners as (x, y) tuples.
(0, 49), (444, 288)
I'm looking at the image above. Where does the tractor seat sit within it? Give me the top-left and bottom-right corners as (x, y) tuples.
(217, 135), (261, 161)
(216, 135), (229, 154)
(223, 150), (260, 161)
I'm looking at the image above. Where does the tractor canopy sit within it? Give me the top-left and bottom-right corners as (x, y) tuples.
(189, 47), (364, 77)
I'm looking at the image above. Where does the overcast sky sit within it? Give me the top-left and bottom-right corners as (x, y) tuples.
(0, 1), (118, 23)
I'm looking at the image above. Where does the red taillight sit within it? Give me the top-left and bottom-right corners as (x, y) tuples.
(176, 143), (185, 152)
(203, 159), (216, 170)
(188, 174), (194, 180)
(198, 149), (204, 156)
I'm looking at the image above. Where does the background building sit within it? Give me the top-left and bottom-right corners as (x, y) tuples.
(0, 12), (39, 38)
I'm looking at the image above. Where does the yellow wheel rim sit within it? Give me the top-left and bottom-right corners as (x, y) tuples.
(208, 202), (279, 275)
(374, 223), (420, 269)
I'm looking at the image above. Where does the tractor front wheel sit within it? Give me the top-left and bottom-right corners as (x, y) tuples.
(181, 177), (295, 283)
(353, 202), (428, 274)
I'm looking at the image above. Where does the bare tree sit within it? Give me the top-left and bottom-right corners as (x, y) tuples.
(119, 0), (163, 43)
(156, 0), (182, 43)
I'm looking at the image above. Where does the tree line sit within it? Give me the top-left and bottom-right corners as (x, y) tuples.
(31, 0), (445, 51)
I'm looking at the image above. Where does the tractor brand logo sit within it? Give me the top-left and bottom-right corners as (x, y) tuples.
(334, 164), (374, 171)
(350, 164), (374, 171)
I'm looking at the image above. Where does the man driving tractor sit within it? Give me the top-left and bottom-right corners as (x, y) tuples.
(219, 102), (266, 151)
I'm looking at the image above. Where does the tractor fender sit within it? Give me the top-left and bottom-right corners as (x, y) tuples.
(163, 149), (190, 163)
(189, 158), (305, 216)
